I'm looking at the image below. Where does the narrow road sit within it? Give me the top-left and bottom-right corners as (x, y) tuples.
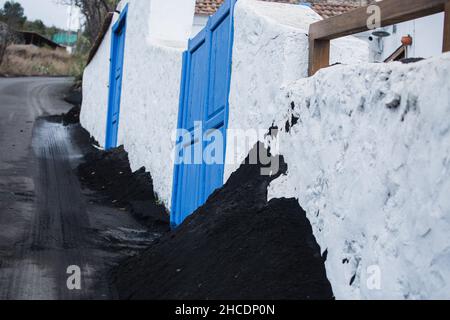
(0, 77), (150, 300)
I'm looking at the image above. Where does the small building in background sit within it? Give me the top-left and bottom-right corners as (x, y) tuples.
(52, 31), (78, 53)
(18, 31), (64, 50)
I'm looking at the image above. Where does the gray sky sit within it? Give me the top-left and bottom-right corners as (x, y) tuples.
(0, 0), (81, 30)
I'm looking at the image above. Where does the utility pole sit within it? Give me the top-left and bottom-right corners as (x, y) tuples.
(66, 0), (73, 52)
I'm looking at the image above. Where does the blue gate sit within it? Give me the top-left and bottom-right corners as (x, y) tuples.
(105, 5), (128, 150)
(171, 0), (237, 227)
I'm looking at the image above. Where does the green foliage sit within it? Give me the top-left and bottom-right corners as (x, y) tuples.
(0, 1), (26, 29)
(44, 25), (64, 39)
(74, 33), (91, 55)
(106, 0), (121, 8)
(23, 19), (46, 34)
(69, 52), (87, 81)
(22, 20), (65, 41)
(0, 0), (102, 80)
(1, 1), (63, 40)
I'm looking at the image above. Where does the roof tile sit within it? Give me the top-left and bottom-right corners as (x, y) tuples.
(195, 0), (301, 16)
(311, 3), (359, 19)
(195, 0), (361, 18)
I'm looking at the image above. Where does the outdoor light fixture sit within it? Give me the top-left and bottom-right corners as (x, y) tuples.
(372, 29), (391, 38)
(401, 35), (413, 46)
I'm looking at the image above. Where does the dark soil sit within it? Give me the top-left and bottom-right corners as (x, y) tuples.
(113, 143), (334, 300)
(400, 57), (425, 64)
(63, 80), (169, 230)
(62, 105), (81, 125)
(77, 146), (170, 231)
(62, 84), (82, 125)
(64, 86), (82, 106)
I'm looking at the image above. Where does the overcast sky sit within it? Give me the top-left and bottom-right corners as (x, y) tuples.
(0, 0), (81, 30)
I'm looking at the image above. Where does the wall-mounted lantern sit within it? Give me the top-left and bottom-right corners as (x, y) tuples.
(401, 35), (413, 46)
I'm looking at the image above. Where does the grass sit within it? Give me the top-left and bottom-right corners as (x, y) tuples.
(0, 44), (86, 78)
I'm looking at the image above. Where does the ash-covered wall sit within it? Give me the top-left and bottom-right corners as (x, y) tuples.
(81, 0), (369, 209)
(268, 53), (450, 299)
(224, 0), (369, 180)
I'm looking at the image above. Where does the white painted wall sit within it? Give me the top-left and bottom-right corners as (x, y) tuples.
(224, 0), (370, 181)
(371, 13), (445, 62)
(80, 20), (113, 147)
(192, 15), (208, 38)
(81, 0), (192, 208)
(148, 0), (196, 46)
(81, 0), (368, 209)
(268, 53), (450, 299)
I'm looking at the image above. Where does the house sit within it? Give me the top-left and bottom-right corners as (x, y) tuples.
(193, 0), (304, 36)
(194, 0), (446, 62)
(311, 0), (446, 61)
(309, 0), (446, 61)
(193, 0), (363, 36)
(81, 0), (368, 222)
(17, 31), (63, 50)
(80, 0), (450, 300)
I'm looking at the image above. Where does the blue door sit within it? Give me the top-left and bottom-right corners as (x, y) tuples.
(106, 5), (128, 149)
(171, 0), (236, 227)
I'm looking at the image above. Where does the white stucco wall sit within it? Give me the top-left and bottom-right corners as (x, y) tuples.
(80, 14), (115, 148)
(148, 0), (196, 46)
(81, 0), (192, 208)
(81, 0), (369, 209)
(224, 0), (370, 181)
(192, 15), (208, 38)
(267, 53), (450, 299)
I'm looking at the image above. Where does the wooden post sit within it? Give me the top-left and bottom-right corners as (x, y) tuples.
(308, 38), (330, 76)
(444, 2), (450, 52)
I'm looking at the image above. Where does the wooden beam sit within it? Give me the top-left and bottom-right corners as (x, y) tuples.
(384, 45), (406, 62)
(308, 38), (330, 76)
(309, 0), (448, 41)
(444, 2), (450, 52)
(308, 0), (450, 76)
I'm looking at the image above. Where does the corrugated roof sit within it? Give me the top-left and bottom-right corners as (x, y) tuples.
(195, 0), (360, 18)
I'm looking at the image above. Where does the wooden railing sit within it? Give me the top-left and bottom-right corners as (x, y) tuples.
(308, 0), (450, 76)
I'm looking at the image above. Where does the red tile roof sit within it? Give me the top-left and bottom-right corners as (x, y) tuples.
(311, 3), (359, 19)
(195, 0), (224, 15)
(195, 0), (301, 16)
(195, 0), (361, 18)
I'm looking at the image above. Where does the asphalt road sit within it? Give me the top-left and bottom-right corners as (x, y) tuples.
(0, 77), (152, 300)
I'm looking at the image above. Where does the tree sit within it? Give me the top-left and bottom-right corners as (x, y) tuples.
(0, 1), (27, 30)
(44, 25), (63, 40)
(59, 0), (120, 44)
(23, 19), (46, 35)
(0, 22), (10, 65)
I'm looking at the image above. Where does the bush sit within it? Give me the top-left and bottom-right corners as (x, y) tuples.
(0, 44), (85, 77)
